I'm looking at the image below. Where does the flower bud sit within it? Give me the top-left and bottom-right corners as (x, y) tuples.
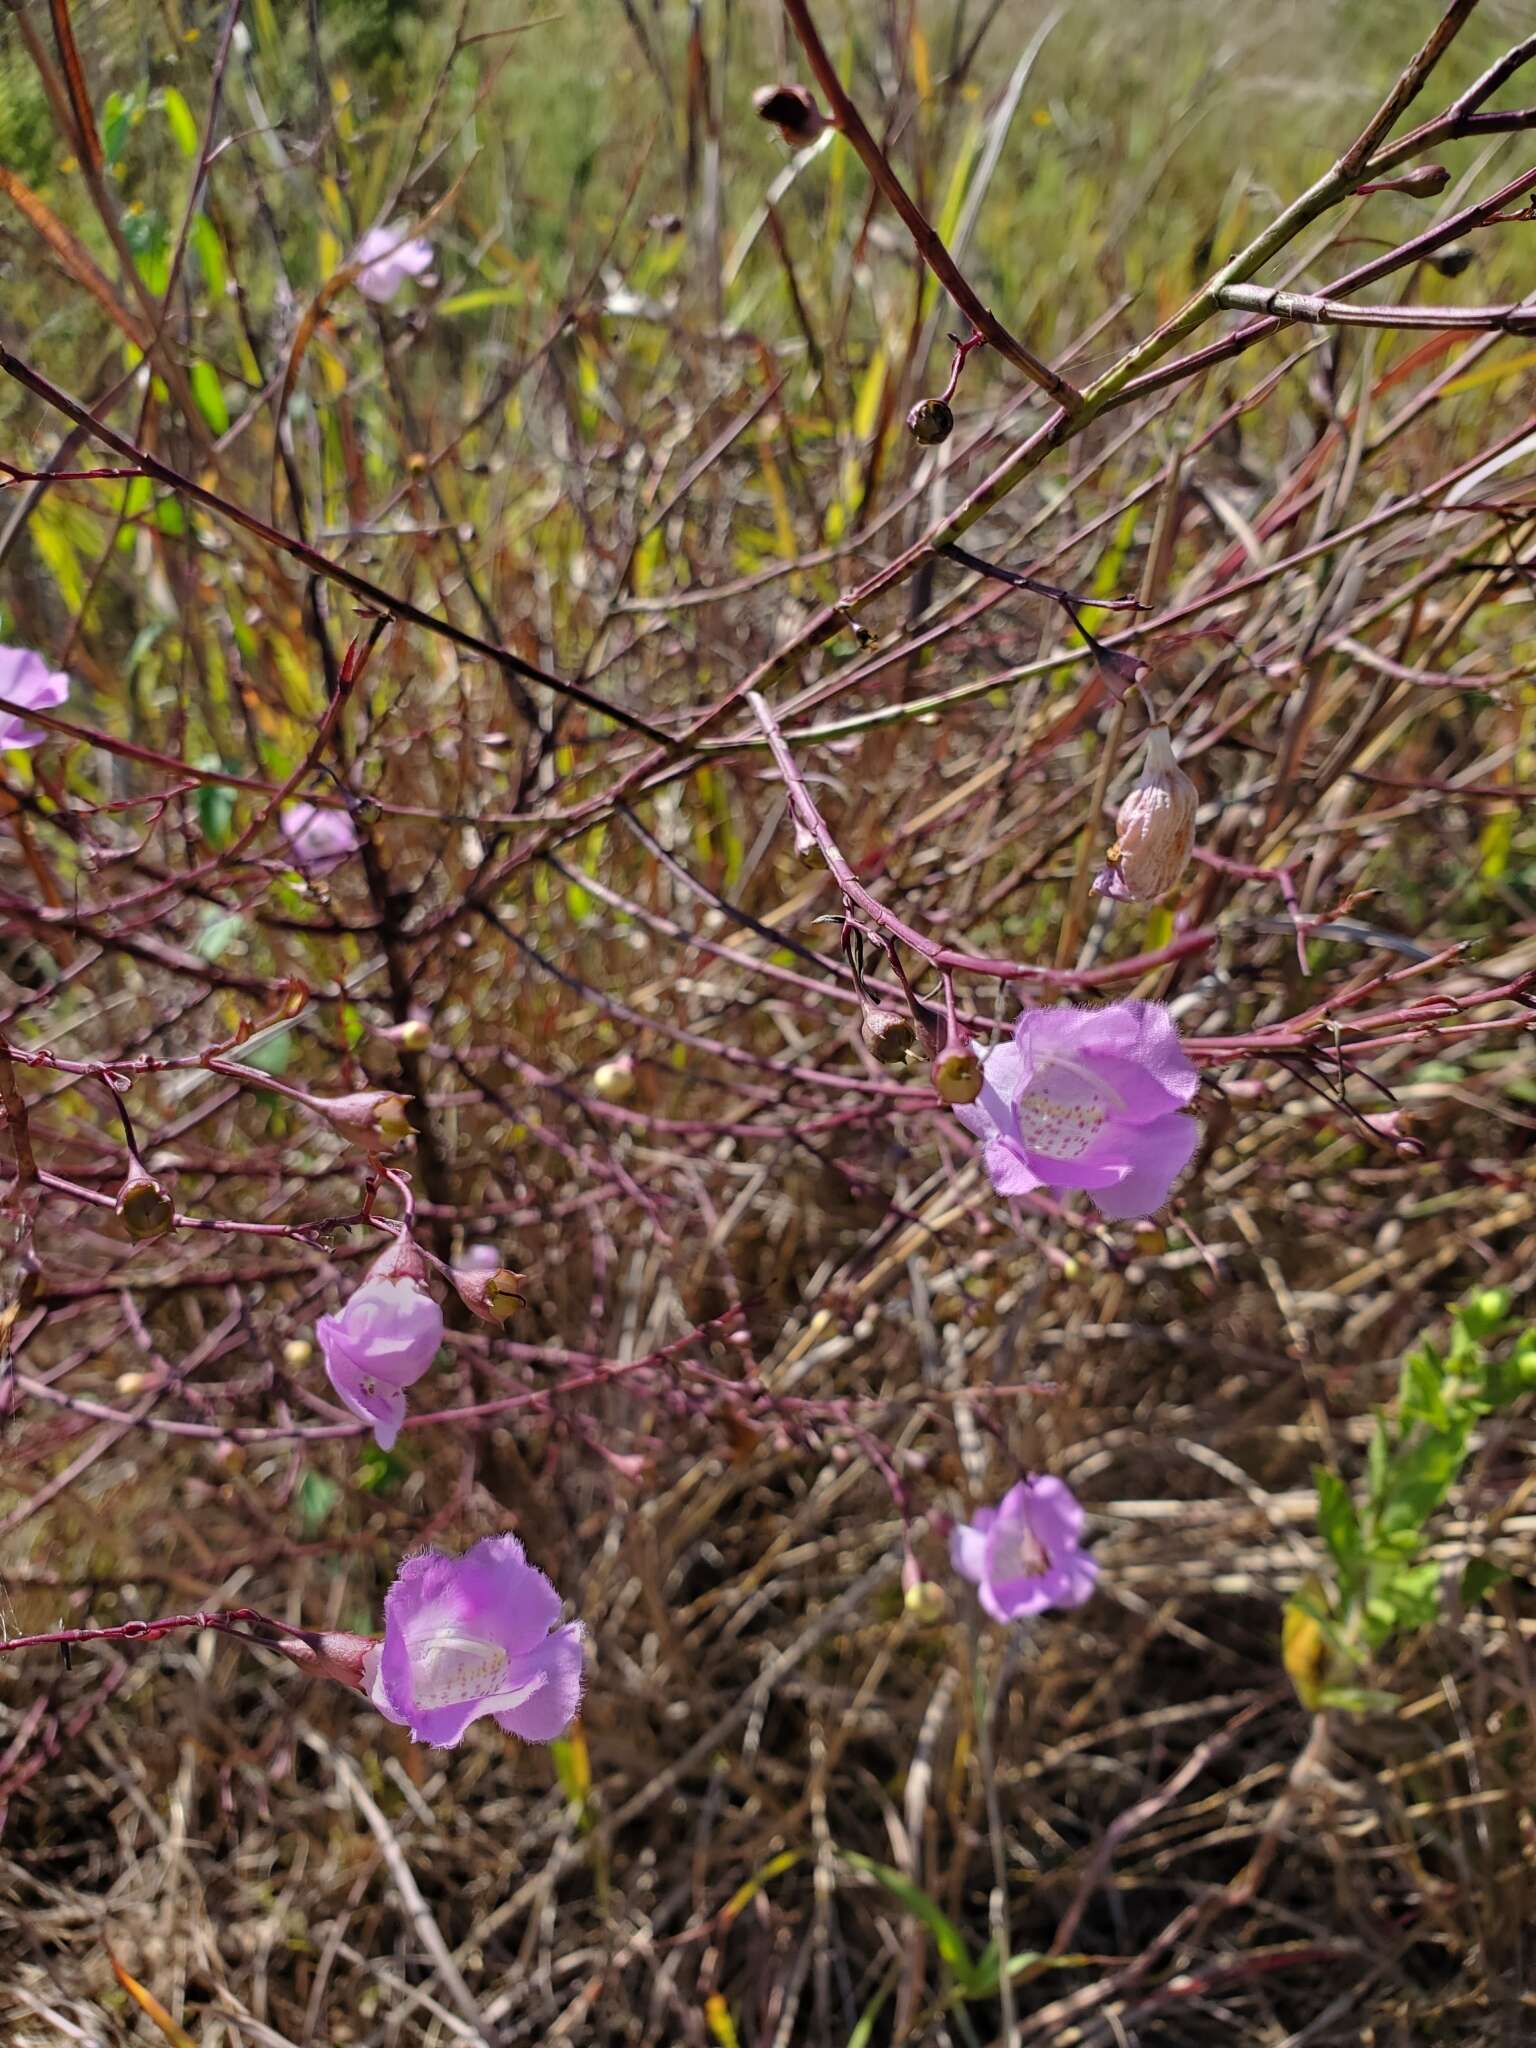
(592, 1055), (635, 1103)
(931, 1036), (982, 1105)
(282, 1338), (313, 1369)
(116, 1163), (175, 1242)
(1361, 163), (1450, 197)
(1093, 724), (1197, 903)
(906, 398), (954, 445)
(753, 82), (827, 148)
(451, 1264), (525, 1323)
(115, 1370), (149, 1396)
(861, 1005), (915, 1066)
(380, 1018), (432, 1053)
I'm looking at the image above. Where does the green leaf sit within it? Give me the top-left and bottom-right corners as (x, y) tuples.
(1398, 1345), (1447, 1429)
(102, 92), (131, 168)
(1314, 1467), (1361, 1571)
(1316, 1685), (1401, 1716)
(189, 360), (229, 435)
(197, 783), (235, 849)
(190, 213), (227, 298)
(162, 86), (199, 157)
(966, 1944), (1048, 1999)
(438, 285), (525, 316)
(295, 1469), (339, 1536)
(838, 1851), (974, 1984)
(1374, 1424), (1469, 1541)
(194, 908), (245, 961)
(1460, 1556), (1508, 1607)
(241, 1029), (292, 1078)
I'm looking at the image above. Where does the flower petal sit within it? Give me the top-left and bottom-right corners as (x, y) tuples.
(982, 1136), (1043, 1199)
(1086, 1112), (1198, 1220)
(949, 1521), (989, 1586)
(1022, 1474), (1085, 1551)
(449, 1533), (565, 1657)
(493, 1624), (584, 1741)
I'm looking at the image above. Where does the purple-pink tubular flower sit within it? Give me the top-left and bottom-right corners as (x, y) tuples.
(316, 1278), (443, 1450)
(0, 645), (69, 750)
(353, 223), (436, 302)
(366, 1535), (584, 1748)
(950, 1476), (1097, 1622)
(280, 801), (360, 874)
(954, 1000), (1199, 1220)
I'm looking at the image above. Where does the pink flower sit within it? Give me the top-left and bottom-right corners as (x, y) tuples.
(280, 801), (360, 874)
(955, 1000), (1199, 1220)
(353, 223), (435, 303)
(950, 1476), (1097, 1622)
(366, 1534), (584, 1748)
(316, 1277), (443, 1450)
(0, 645), (69, 750)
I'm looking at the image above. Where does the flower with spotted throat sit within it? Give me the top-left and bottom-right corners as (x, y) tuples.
(366, 1535), (584, 1748)
(953, 1000), (1198, 1219)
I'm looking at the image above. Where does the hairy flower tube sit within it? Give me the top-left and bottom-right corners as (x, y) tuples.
(366, 1535), (584, 1748)
(0, 645), (69, 750)
(950, 1476), (1097, 1622)
(954, 1000), (1199, 1219)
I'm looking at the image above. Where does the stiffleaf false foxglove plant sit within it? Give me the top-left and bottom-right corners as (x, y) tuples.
(951, 1476), (1097, 1622)
(316, 1237), (443, 1449)
(0, 645), (69, 749)
(955, 1000), (1199, 1219)
(366, 1534), (584, 1748)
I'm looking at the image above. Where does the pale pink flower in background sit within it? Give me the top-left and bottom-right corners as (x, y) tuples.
(316, 1277), (443, 1450)
(955, 999), (1199, 1220)
(366, 1534), (584, 1748)
(280, 801), (360, 874)
(353, 223), (435, 303)
(0, 645), (69, 750)
(461, 1242), (503, 1272)
(950, 1476), (1097, 1622)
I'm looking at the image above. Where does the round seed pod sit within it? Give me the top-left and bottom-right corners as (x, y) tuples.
(906, 398), (954, 445)
(861, 1006), (916, 1066)
(932, 1040), (983, 1105)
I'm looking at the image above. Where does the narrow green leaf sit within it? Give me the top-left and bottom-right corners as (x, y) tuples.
(189, 360), (229, 435)
(162, 86), (199, 157)
(838, 1851), (974, 1982)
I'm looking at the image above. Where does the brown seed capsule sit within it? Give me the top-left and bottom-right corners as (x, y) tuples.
(116, 1163), (175, 1242)
(861, 1005), (916, 1066)
(753, 83), (828, 148)
(1093, 724), (1197, 903)
(906, 398), (954, 445)
(932, 1039), (983, 1105)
